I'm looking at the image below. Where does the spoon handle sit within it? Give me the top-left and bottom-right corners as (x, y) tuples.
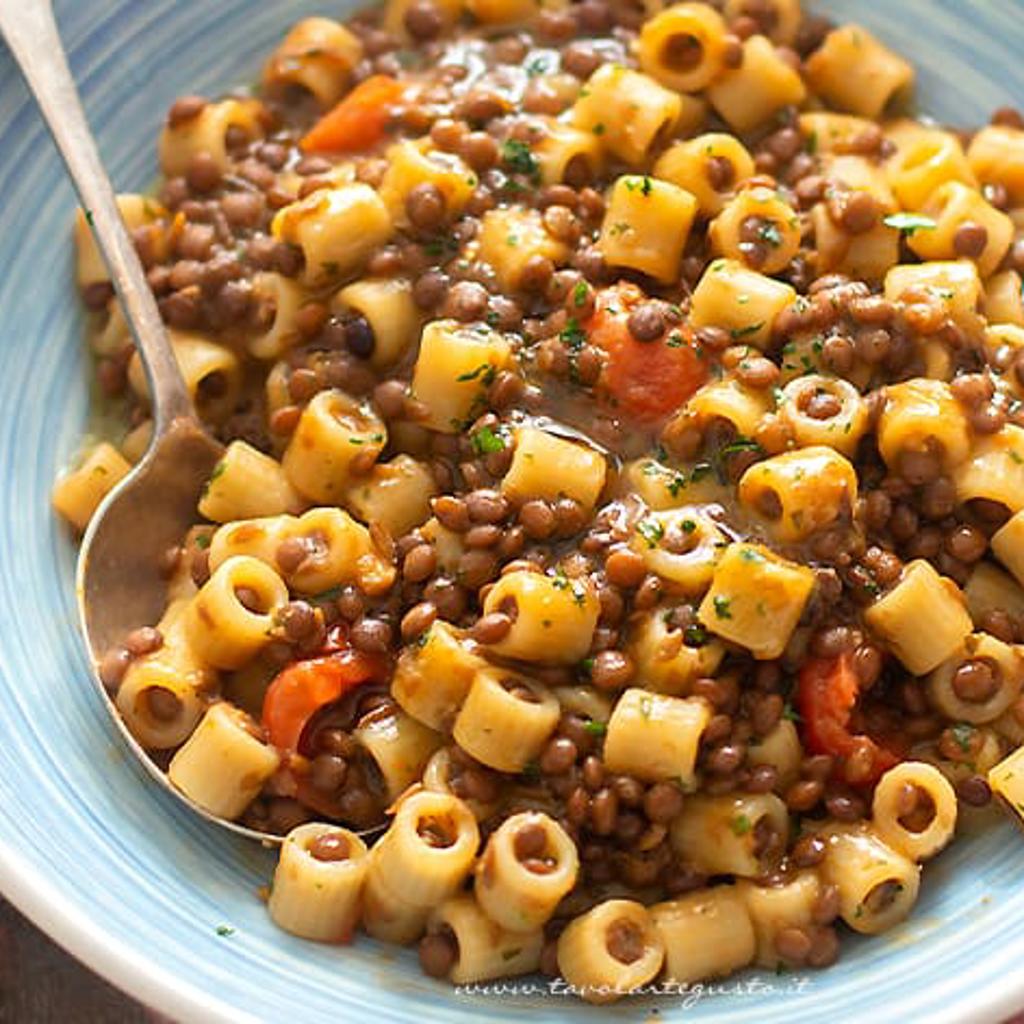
(0, 0), (193, 428)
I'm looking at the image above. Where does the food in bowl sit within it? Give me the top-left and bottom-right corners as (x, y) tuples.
(50, 0), (1024, 1002)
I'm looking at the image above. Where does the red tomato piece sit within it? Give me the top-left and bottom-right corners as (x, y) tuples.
(798, 653), (900, 785)
(586, 282), (709, 425)
(300, 75), (407, 154)
(262, 631), (381, 753)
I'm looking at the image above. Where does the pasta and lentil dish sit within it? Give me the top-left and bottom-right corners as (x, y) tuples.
(51, 0), (1024, 1000)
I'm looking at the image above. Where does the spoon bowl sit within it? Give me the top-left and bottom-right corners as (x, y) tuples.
(0, 0), (288, 843)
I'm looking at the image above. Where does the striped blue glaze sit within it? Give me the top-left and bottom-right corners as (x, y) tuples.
(0, 2), (1022, 1021)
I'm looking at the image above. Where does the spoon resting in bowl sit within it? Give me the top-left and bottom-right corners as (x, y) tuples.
(0, 0), (287, 843)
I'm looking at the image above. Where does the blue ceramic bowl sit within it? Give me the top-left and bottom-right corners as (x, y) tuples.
(1, 2), (1023, 1021)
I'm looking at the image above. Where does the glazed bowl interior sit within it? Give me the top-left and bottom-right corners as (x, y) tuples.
(0, 1), (1022, 1021)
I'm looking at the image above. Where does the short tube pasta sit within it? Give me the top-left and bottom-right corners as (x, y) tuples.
(603, 688), (711, 786)
(877, 378), (971, 474)
(198, 441), (301, 523)
(184, 555), (289, 670)
(262, 17), (363, 107)
(926, 633), (1024, 725)
(474, 812), (579, 932)
(556, 900), (665, 1005)
(268, 824), (370, 942)
(630, 506), (727, 594)
(362, 790), (478, 944)
(654, 136), (754, 217)
(709, 185), (800, 274)
(453, 667), (560, 772)
(572, 64), (684, 167)
(167, 702), (279, 820)
(391, 621), (485, 731)
(478, 569), (599, 664)
(736, 872), (821, 968)
(423, 896), (543, 984)
(352, 706), (442, 801)
(819, 824), (921, 935)
(778, 375), (869, 457)
(738, 446), (859, 543)
(651, 886), (756, 985)
(871, 762), (958, 863)
(626, 611), (725, 696)
(687, 258), (793, 347)
(52, 442), (131, 533)
(282, 389), (387, 503)
(637, 3), (729, 93)
(865, 560), (974, 676)
(500, 426), (607, 513)
(805, 24), (914, 118)
(671, 793), (790, 878)
(128, 331), (242, 425)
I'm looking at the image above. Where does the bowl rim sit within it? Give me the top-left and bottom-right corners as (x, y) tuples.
(0, 842), (242, 1023)
(4, 829), (1024, 1024)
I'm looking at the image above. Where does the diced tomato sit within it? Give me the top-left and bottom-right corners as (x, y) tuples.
(585, 282), (709, 425)
(300, 75), (407, 154)
(262, 628), (382, 753)
(798, 653), (900, 785)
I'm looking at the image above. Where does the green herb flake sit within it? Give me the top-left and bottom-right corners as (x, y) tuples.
(560, 317), (586, 350)
(713, 595), (733, 619)
(950, 722), (975, 754)
(739, 546), (765, 564)
(681, 518), (697, 534)
(195, 533), (212, 550)
(573, 279), (589, 308)
(583, 720), (607, 737)
(216, 925), (235, 937)
(500, 138), (540, 182)
(883, 212), (937, 236)
(471, 426), (506, 454)
(730, 321), (765, 340)
(636, 518), (665, 548)
(730, 814), (752, 836)
(759, 222), (783, 248)
(683, 623), (709, 647)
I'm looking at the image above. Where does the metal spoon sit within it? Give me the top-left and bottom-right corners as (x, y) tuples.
(0, 0), (279, 843)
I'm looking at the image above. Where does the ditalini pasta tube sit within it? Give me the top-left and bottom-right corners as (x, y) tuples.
(268, 824), (370, 943)
(864, 560), (973, 676)
(819, 824), (921, 935)
(736, 871), (821, 968)
(603, 689), (711, 786)
(168, 702), (279, 820)
(474, 812), (579, 932)
(198, 441), (301, 523)
(556, 900), (665, 1005)
(630, 506), (727, 594)
(926, 633), (1024, 724)
(871, 762), (958, 862)
(651, 886), (756, 985)
(362, 791), (480, 944)
(671, 794), (790, 878)
(391, 621), (486, 731)
(352, 705), (442, 801)
(452, 667), (560, 772)
(478, 569), (600, 664)
(184, 555), (289, 670)
(115, 598), (210, 749)
(422, 895), (543, 984)
(282, 389), (387, 503)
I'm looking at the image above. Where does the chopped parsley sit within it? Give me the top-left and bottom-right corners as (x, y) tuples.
(560, 317), (586, 350)
(883, 212), (937, 236)
(950, 722), (975, 754)
(500, 138), (540, 182)
(471, 426), (506, 454)
(583, 720), (607, 737)
(683, 623), (709, 647)
(456, 362), (497, 383)
(573, 279), (590, 307)
(713, 595), (733, 619)
(730, 814), (752, 836)
(730, 321), (765, 339)
(759, 222), (783, 247)
(215, 925), (235, 937)
(680, 518), (697, 534)
(636, 518), (665, 548)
